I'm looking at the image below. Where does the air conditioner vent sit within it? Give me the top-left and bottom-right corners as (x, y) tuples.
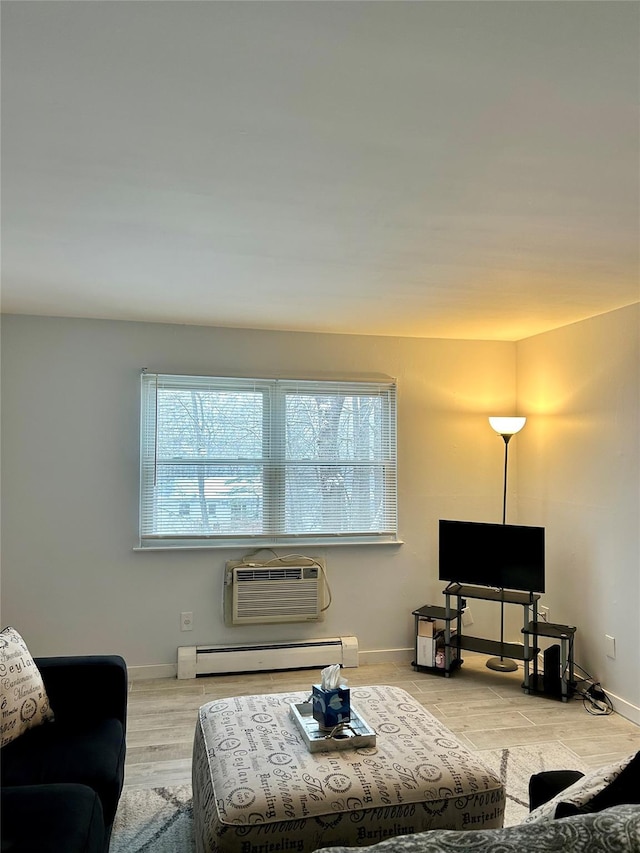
(236, 567), (309, 583)
(224, 561), (324, 625)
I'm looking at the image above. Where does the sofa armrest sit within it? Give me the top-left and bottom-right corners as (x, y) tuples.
(528, 769), (585, 811)
(35, 655), (128, 731)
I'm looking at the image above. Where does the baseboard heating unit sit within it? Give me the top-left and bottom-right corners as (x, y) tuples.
(177, 636), (358, 680)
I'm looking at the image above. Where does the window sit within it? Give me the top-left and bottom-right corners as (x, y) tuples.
(139, 372), (397, 548)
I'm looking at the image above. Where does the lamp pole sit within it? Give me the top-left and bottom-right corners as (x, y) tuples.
(486, 417), (526, 674)
(500, 433), (511, 525)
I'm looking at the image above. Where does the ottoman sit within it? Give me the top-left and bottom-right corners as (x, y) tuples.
(193, 685), (505, 853)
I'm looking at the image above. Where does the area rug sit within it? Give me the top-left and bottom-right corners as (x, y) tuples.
(474, 741), (589, 827)
(110, 742), (588, 852)
(111, 784), (194, 853)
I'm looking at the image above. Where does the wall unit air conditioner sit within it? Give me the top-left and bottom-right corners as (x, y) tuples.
(224, 560), (325, 625)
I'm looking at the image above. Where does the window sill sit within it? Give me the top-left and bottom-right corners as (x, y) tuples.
(134, 538), (404, 551)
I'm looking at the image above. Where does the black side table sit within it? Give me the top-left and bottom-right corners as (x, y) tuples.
(522, 621), (576, 702)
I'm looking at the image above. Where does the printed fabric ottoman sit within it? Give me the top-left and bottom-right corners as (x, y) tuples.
(192, 685), (505, 853)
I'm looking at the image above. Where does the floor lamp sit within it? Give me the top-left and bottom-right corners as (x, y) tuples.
(486, 416), (526, 673)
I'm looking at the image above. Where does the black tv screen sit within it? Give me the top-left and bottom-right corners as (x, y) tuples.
(438, 519), (545, 593)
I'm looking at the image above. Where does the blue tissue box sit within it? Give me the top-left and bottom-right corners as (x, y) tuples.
(312, 684), (350, 730)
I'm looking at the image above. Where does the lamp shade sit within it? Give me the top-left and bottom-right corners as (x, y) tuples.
(488, 416), (526, 436)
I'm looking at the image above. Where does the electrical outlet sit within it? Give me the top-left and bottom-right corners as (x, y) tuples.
(605, 634), (616, 659)
(461, 607), (473, 627)
(180, 611), (194, 632)
(540, 605), (550, 623)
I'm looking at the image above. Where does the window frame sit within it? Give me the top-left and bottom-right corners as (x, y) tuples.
(138, 372), (398, 549)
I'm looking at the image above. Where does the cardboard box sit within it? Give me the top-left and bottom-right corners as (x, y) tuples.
(418, 619), (435, 637)
(418, 618), (446, 637)
(418, 629), (458, 668)
(417, 635), (435, 667)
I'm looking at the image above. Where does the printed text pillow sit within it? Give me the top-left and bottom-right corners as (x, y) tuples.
(0, 627), (54, 747)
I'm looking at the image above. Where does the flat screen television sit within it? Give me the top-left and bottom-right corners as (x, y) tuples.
(438, 519), (545, 593)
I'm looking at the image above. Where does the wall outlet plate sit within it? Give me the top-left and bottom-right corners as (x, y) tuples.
(605, 634), (616, 659)
(181, 611), (194, 631)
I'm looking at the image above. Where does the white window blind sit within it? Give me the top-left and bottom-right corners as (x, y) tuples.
(139, 372), (397, 548)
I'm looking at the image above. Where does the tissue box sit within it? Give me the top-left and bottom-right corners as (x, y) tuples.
(312, 684), (350, 730)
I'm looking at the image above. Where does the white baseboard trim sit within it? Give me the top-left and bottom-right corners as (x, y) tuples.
(605, 689), (640, 726)
(128, 663), (177, 682)
(359, 647), (413, 665)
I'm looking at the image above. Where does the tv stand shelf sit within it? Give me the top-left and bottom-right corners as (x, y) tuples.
(444, 583), (540, 607)
(522, 621), (577, 702)
(452, 635), (537, 661)
(411, 603), (464, 675)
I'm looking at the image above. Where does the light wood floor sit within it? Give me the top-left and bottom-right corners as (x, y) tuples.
(124, 654), (640, 791)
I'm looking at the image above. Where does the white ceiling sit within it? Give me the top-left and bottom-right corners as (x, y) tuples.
(2, 1), (638, 341)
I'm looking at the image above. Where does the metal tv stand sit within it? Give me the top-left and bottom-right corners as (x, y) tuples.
(442, 583), (540, 689)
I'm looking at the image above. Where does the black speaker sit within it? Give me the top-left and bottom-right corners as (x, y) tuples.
(543, 644), (562, 696)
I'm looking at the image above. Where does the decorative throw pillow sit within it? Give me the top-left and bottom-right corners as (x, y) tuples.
(523, 752), (638, 823)
(554, 751), (640, 818)
(0, 626), (54, 747)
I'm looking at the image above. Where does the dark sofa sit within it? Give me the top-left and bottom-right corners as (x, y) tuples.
(1, 655), (127, 853)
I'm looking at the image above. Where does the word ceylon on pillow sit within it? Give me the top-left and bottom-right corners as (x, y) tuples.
(0, 626), (54, 748)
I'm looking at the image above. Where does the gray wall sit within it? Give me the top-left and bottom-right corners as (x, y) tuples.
(1, 307), (638, 722)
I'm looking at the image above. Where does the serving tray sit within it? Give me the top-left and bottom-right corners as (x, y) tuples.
(289, 701), (377, 753)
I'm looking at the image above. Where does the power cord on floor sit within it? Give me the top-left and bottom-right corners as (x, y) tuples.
(570, 662), (614, 716)
(582, 683), (614, 716)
